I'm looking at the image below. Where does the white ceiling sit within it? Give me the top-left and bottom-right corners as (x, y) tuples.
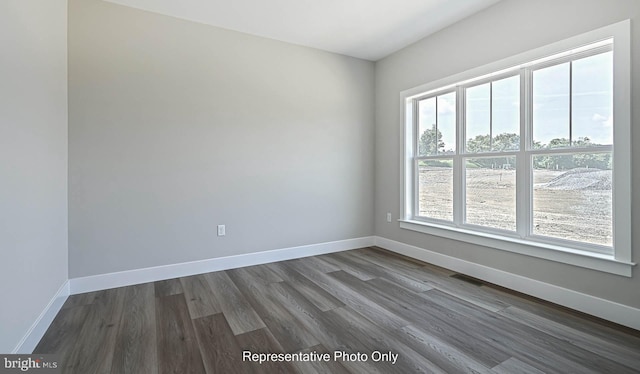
(103, 0), (501, 61)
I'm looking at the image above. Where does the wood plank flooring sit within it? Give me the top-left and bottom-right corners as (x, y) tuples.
(34, 247), (640, 373)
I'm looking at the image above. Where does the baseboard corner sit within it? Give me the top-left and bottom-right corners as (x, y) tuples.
(13, 280), (70, 354)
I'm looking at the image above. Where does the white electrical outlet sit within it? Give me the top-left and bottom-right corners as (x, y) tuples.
(386, 213), (392, 222)
(217, 224), (226, 236)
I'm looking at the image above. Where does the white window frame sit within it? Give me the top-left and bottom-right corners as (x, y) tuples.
(399, 20), (634, 276)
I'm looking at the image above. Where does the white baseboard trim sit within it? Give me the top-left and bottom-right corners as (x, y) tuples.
(13, 280), (70, 354)
(374, 236), (640, 331)
(70, 236), (375, 295)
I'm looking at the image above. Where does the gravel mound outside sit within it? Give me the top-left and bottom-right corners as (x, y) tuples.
(540, 168), (612, 190)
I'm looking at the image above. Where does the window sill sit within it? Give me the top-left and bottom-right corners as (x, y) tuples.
(399, 220), (635, 277)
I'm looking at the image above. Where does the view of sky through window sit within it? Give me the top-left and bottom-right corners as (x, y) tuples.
(418, 51), (612, 151)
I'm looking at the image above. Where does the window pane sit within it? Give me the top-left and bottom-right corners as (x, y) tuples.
(533, 153), (612, 246)
(492, 76), (520, 151)
(466, 83), (490, 152)
(418, 97), (437, 155)
(438, 92), (456, 154)
(465, 157), (516, 231)
(572, 52), (613, 146)
(418, 159), (453, 221)
(533, 63), (570, 148)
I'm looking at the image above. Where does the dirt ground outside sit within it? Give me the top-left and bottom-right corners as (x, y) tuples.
(418, 167), (612, 247)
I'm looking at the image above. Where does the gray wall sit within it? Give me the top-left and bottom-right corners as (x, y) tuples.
(68, 0), (375, 278)
(0, 0), (68, 352)
(375, 0), (640, 308)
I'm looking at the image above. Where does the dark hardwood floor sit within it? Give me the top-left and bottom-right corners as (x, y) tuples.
(34, 247), (640, 373)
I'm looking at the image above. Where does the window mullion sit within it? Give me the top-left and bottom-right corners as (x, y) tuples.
(516, 67), (532, 238)
(412, 99), (419, 219)
(569, 61), (573, 146)
(453, 86), (465, 226)
(435, 96), (439, 155)
(413, 159), (419, 219)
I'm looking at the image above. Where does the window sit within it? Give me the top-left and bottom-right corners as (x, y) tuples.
(400, 21), (632, 276)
